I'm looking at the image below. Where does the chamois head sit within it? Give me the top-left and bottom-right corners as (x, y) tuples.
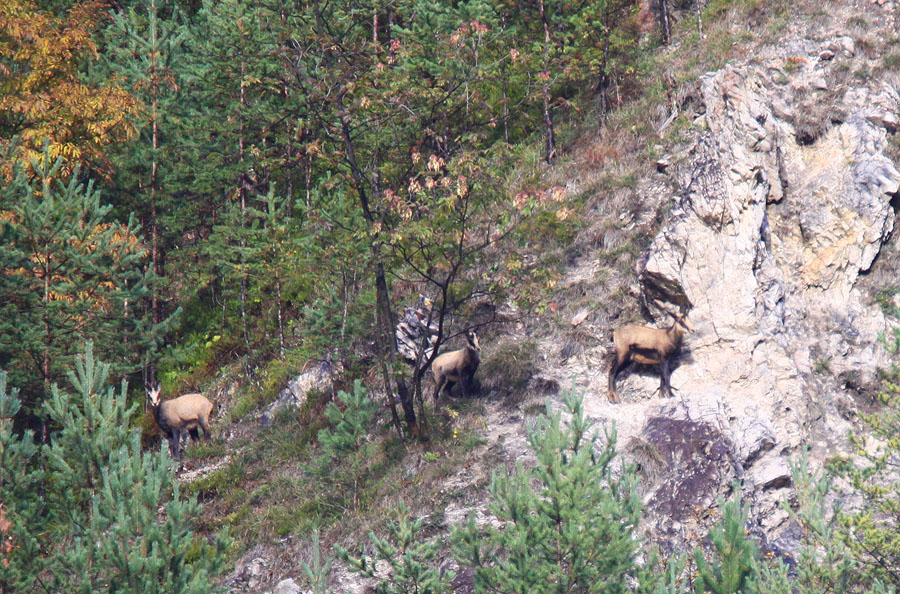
(607, 308), (693, 403)
(465, 330), (481, 353)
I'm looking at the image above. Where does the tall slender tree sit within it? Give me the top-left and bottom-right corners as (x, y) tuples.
(100, 0), (191, 385)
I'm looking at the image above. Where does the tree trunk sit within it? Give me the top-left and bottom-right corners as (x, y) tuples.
(538, 0), (557, 162)
(148, 0), (160, 389)
(659, 0), (671, 44)
(275, 268), (285, 357)
(339, 115), (418, 439)
(239, 59), (251, 354)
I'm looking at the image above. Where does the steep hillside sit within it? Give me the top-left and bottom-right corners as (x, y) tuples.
(186, 1), (900, 592)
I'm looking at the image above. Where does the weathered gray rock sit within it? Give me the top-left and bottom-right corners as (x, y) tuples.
(750, 457), (792, 489)
(270, 578), (302, 594)
(260, 361), (341, 426)
(228, 557), (268, 591)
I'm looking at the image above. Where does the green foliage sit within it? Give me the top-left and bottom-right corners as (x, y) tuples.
(314, 380), (378, 510)
(0, 343), (230, 592)
(452, 391), (642, 593)
(693, 489), (758, 594)
(826, 327), (900, 588)
(784, 453), (862, 593)
(0, 372), (43, 589)
(337, 505), (453, 594)
(317, 380), (378, 458)
(0, 148), (165, 417)
(303, 530), (336, 594)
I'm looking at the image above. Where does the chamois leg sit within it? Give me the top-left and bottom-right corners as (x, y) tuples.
(168, 430), (181, 458)
(433, 377), (446, 401)
(659, 358), (672, 398)
(198, 416), (212, 441)
(188, 427), (200, 443)
(607, 351), (628, 403)
(443, 380), (456, 398)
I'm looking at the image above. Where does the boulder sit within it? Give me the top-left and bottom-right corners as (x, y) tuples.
(261, 361), (341, 426)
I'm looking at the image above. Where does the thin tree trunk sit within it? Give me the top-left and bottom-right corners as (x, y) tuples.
(659, 0), (671, 44)
(696, 0), (704, 37)
(239, 59), (250, 354)
(597, 31), (611, 121)
(148, 0), (160, 389)
(502, 59), (510, 145)
(339, 114), (418, 439)
(275, 268), (285, 357)
(538, 0), (556, 162)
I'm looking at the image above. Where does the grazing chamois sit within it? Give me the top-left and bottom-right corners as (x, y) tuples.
(146, 383), (214, 458)
(432, 331), (481, 400)
(607, 311), (693, 403)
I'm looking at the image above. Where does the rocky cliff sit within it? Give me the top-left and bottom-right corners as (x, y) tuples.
(565, 31), (900, 553)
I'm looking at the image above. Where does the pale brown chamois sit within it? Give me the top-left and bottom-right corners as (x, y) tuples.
(607, 311), (693, 403)
(146, 383), (214, 458)
(432, 330), (481, 400)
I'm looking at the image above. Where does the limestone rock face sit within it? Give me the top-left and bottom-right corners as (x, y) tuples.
(601, 55), (899, 545)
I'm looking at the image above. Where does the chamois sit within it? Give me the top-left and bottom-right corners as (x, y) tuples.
(146, 383), (214, 458)
(432, 330), (481, 400)
(607, 311), (693, 403)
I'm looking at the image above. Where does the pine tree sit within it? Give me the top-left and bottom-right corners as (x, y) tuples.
(0, 373), (44, 592)
(453, 391), (642, 593)
(337, 505), (452, 594)
(0, 343), (230, 593)
(692, 489), (759, 594)
(99, 0), (192, 384)
(314, 379), (378, 510)
(0, 149), (165, 421)
(833, 327), (900, 586)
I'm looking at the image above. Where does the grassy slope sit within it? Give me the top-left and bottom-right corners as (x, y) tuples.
(171, 0), (900, 589)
